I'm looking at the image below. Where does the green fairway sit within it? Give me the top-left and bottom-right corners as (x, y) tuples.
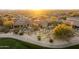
(0, 38), (48, 49)
(65, 45), (79, 49)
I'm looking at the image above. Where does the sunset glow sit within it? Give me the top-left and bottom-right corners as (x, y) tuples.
(31, 10), (45, 16)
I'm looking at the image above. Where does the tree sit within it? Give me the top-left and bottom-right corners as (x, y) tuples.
(49, 39), (53, 43)
(0, 19), (3, 26)
(50, 16), (57, 21)
(50, 16), (63, 28)
(61, 16), (67, 20)
(53, 24), (75, 41)
(13, 28), (19, 34)
(32, 23), (39, 31)
(37, 35), (41, 41)
(3, 20), (14, 28)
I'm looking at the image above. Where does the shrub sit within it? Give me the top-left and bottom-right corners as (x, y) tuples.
(49, 39), (53, 43)
(19, 32), (24, 35)
(3, 20), (14, 28)
(61, 16), (67, 20)
(53, 24), (75, 41)
(37, 36), (41, 41)
(2, 27), (10, 33)
(13, 28), (19, 34)
(52, 21), (60, 27)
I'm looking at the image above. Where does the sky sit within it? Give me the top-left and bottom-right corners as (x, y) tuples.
(0, 0), (78, 10)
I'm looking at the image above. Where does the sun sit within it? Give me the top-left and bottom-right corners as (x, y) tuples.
(31, 10), (44, 16)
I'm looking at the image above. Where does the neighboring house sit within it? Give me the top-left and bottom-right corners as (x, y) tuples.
(13, 15), (30, 28)
(32, 16), (50, 28)
(65, 17), (79, 27)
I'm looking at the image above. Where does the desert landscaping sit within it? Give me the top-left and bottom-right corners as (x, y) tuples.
(0, 10), (79, 48)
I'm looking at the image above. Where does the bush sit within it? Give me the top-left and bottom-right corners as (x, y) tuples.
(49, 39), (53, 43)
(37, 36), (41, 41)
(50, 21), (63, 28)
(53, 24), (75, 41)
(13, 28), (19, 34)
(2, 27), (10, 33)
(19, 32), (24, 35)
(61, 16), (67, 20)
(3, 20), (13, 28)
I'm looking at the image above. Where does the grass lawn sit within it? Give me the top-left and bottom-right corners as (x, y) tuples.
(65, 45), (79, 49)
(0, 38), (48, 49)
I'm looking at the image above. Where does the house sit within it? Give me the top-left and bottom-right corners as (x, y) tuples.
(13, 15), (30, 28)
(32, 16), (50, 28)
(65, 17), (79, 27)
